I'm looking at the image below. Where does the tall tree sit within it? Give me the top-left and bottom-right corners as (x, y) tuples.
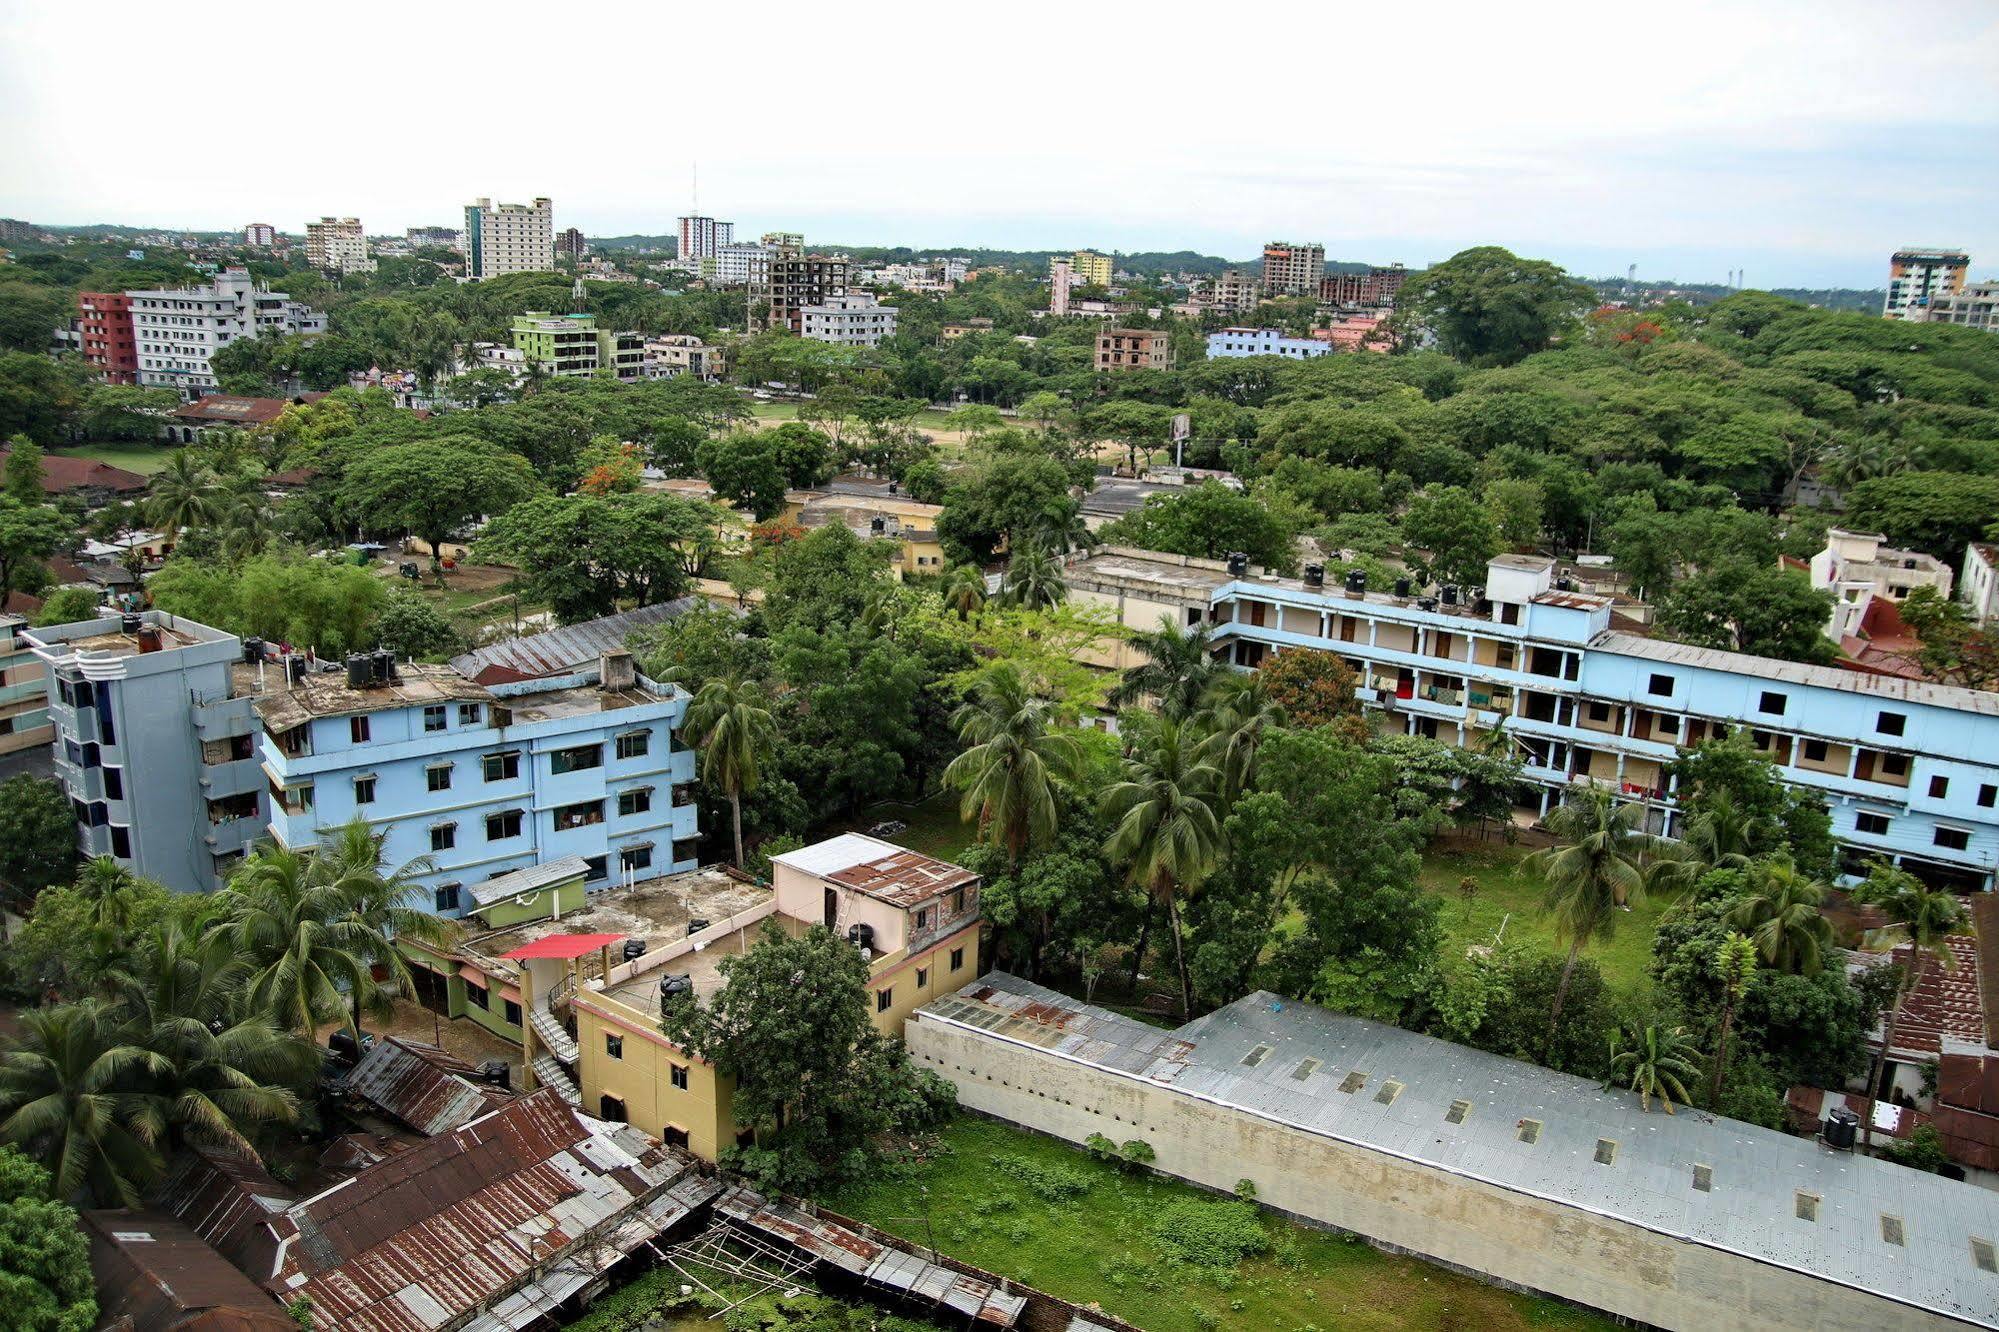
(1858, 865), (1963, 1151)
(1399, 245), (1593, 367)
(1197, 672), (1285, 804)
(0, 1001), (167, 1206)
(147, 452), (219, 533)
(0, 497), (69, 605)
(215, 845), (382, 1041)
(1002, 543), (1066, 611)
(937, 563), (988, 620)
(1527, 791), (1660, 1039)
(0, 776), (79, 905)
(1101, 718), (1225, 1021)
(1109, 614), (1222, 718)
(681, 675), (778, 868)
(340, 438), (538, 577)
(1607, 1023), (1701, 1114)
(1726, 854), (1834, 974)
(0, 1146), (98, 1331)
(943, 664), (1083, 866)
(1709, 932), (1757, 1106)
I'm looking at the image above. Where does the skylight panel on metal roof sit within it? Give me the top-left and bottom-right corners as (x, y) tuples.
(1973, 1237), (1997, 1273)
(1691, 1164), (1712, 1193)
(1516, 1118), (1541, 1144)
(1881, 1215), (1904, 1246)
(1445, 1099), (1471, 1125)
(1240, 1044), (1272, 1068)
(1291, 1058), (1320, 1081)
(1593, 1138), (1617, 1166)
(1795, 1192), (1820, 1223)
(1373, 1080), (1404, 1106)
(1338, 1071), (1366, 1094)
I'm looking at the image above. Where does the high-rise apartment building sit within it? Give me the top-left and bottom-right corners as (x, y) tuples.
(1262, 241), (1325, 297)
(305, 217), (370, 274)
(766, 241), (848, 334)
(1320, 264), (1408, 308)
(78, 292), (138, 383)
(556, 227), (588, 261)
(1884, 247), (1970, 320)
(510, 312), (643, 382)
(242, 222), (276, 247)
(127, 269), (325, 400)
(24, 611), (272, 892)
(801, 292), (899, 348)
(1049, 259), (1073, 317)
(0, 614), (51, 758)
(1205, 268), (1261, 316)
(1916, 279), (1998, 333)
(465, 197), (556, 279)
(677, 216), (734, 262)
(714, 242), (771, 287)
(1070, 250), (1113, 288)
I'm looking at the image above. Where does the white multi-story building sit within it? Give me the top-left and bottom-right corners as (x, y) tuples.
(801, 292), (898, 348)
(1206, 327), (1336, 360)
(677, 216), (733, 262)
(1884, 247), (1970, 320)
(1963, 543), (1999, 625)
(129, 269), (325, 400)
(1809, 528), (1955, 641)
(407, 225), (463, 250)
(242, 222), (276, 248)
(713, 242), (771, 287)
(465, 197), (555, 279)
(1917, 279), (1999, 333)
(643, 335), (727, 381)
(306, 217), (371, 274)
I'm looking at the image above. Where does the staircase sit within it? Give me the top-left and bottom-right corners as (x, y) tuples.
(528, 998), (579, 1064)
(532, 1054), (581, 1105)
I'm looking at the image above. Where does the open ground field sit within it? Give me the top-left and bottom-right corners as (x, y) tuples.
(51, 439), (176, 475)
(836, 789), (978, 861)
(825, 1115), (1611, 1332)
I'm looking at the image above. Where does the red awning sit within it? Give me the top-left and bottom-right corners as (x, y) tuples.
(499, 932), (626, 961)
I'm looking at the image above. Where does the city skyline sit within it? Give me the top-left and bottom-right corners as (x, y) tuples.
(3, 1), (1996, 289)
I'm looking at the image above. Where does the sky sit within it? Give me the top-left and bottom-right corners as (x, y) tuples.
(4, 0), (1997, 289)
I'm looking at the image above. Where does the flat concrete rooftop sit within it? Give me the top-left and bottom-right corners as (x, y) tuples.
(467, 867), (769, 982)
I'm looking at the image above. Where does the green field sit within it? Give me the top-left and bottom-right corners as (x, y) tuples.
(825, 1116), (1610, 1332)
(747, 400), (959, 431)
(51, 440), (176, 475)
(838, 790), (978, 861)
(1417, 842), (1671, 1002)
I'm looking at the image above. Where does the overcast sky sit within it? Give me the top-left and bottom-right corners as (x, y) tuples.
(4, 0), (1996, 289)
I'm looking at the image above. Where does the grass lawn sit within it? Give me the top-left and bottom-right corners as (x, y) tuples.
(746, 400), (959, 431)
(1418, 842), (1671, 1003)
(51, 439), (177, 475)
(836, 789), (977, 861)
(825, 1116), (1610, 1332)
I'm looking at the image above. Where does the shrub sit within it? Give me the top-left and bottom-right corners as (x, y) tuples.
(1150, 1197), (1270, 1269)
(1084, 1133), (1156, 1172)
(987, 1152), (1091, 1202)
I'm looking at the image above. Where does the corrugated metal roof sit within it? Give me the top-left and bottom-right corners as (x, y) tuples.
(85, 1209), (297, 1332)
(772, 834), (975, 905)
(923, 973), (1999, 1329)
(1594, 630), (1999, 716)
(468, 855), (591, 907)
(342, 1037), (514, 1136)
(449, 599), (703, 685)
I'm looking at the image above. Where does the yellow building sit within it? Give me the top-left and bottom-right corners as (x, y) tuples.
(792, 491), (948, 577)
(1070, 250), (1113, 288)
(562, 834), (983, 1158)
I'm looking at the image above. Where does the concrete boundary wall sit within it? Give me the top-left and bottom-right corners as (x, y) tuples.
(908, 1013), (1984, 1332)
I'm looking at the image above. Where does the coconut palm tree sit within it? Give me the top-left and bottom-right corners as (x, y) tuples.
(1002, 544), (1066, 611)
(938, 563), (988, 621)
(1031, 497), (1097, 556)
(216, 845), (381, 1041)
(1109, 615), (1223, 718)
(1527, 790), (1661, 1038)
(1859, 866), (1963, 1150)
(213, 474), (277, 561)
(1608, 1023), (1701, 1114)
(72, 856), (140, 936)
(149, 452), (219, 533)
(943, 663), (1084, 866)
(115, 925), (312, 1162)
(314, 820), (452, 1032)
(1726, 853), (1834, 974)
(1101, 717), (1225, 1022)
(1648, 787), (1770, 896)
(1197, 672), (1285, 805)
(1710, 932), (1758, 1107)
(681, 675), (779, 869)
(0, 1001), (168, 1205)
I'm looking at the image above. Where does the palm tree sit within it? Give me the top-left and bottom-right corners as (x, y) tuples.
(314, 819), (452, 1031)
(938, 564), (988, 621)
(1710, 932), (1758, 1107)
(1031, 497), (1097, 556)
(149, 452), (218, 532)
(1527, 790), (1660, 1038)
(115, 925), (312, 1161)
(1726, 853), (1834, 974)
(1608, 1023), (1701, 1114)
(1648, 787), (1769, 896)
(1197, 673), (1285, 804)
(1109, 615), (1223, 718)
(1002, 544), (1067, 611)
(681, 675), (778, 869)
(1859, 867), (1963, 1150)
(943, 664), (1083, 866)
(1101, 718), (1225, 1022)
(216, 845), (381, 1041)
(73, 856), (140, 936)
(0, 1001), (168, 1205)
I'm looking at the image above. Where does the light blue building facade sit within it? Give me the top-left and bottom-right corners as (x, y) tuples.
(1204, 327), (1335, 360)
(257, 652), (700, 917)
(1070, 548), (1999, 890)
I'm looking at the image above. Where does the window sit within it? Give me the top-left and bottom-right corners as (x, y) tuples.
(605, 1034), (623, 1059)
(1758, 691), (1786, 715)
(1974, 1237), (1997, 1274)
(1878, 710), (1906, 736)
(1445, 1099), (1472, 1125)
(483, 751), (521, 782)
(552, 744), (602, 774)
(503, 999), (522, 1027)
(434, 883), (461, 912)
(952, 887), (967, 914)
(1593, 1138), (1617, 1166)
(1795, 1192), (1820, 1222)
(354, 776), (376, 805)
(598, 1095), (627, 1123)
(915, 907), (930, 931)
(583, 854), (608, 881)
(556, 800), (604, 831)
(486, 809), (522, 840)
(1803, 739), (1828, 763)
(1241, 1044), (1273, 1068)
(1856, 812), (1891, 836)
(110, 826), (130, 858)
(1928, 774), (1952, 799)
(1647, 673), (1674, 696)
(1374, 1080), (1403, 1105)
(1692, 1164), (1712, 1192)
(1516, 1118), (1541, 1144)
(423, 705), (446, 732)
(1980, 784), (1998, 809)
(916, 966), (929, 989)
(950, 946), (964, 971)
(427, 764), (453, 793)
(615, 731), (649, 760)
(876, 988), (893, 1013)
(430, 823), (456, 852)
(350, 716), (371, 743)
(619, 844), (653, 873)
(1587, 702), (1610, 723)
(103, 768), (123, 800)
(1881, 1215), (1905, 1246)
(459, 703), (482, 725)
(619, 787), (652, 816)
(670, 1063), (689, 1090)
(1338, 1071), (1367, 1094)
(464, 982), (489, 1010)
(1882, 753), (1910, 776)
(1935, 827), (1971, 852)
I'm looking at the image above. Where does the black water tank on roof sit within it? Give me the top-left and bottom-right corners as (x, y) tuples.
(1417, 597), (1438, 613)
(687, 918), (711, 936)
(476, 1059), (511, 1089)
(1824, 1105), (1859, 1150)
(120, 613), (142, 635)
(1225, 551), (1248, 577)
(658, 974), (694, 1014)
(848, 922), (876, 953)
(242, 637), (264, 664)
(1303, 563), (1324, 588)
(371, 649), (395, 684)
(286, 656), (307, 684)
(1442, 585), (1458, 606)
(622, 938), (646, 962)
(346, 655), (371, 689)
(1394, 577), (1411, 598)
(1345, 570), (1367, 594)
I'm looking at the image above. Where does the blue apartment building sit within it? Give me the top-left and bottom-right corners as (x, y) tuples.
(1069, 548), (1999, 890)
(256, 648), (700, 916)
